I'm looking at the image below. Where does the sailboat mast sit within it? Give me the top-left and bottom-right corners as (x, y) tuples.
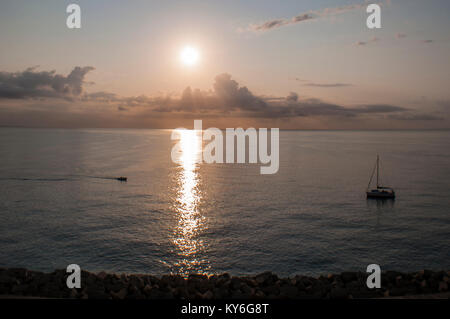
(376, 155), (379, 188)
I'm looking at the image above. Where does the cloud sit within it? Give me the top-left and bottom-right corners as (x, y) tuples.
(249, 19), (289, 32)
(151, 74), (409, 119)
(286, 92), (298, 102)
(247, 2), (372, 32)
(352, 104), (407, 113)
(355, 37), (380, 46)
(292, 13), (314, 23)
(388, 113), (443, 121)
(213, 73), (268, 111)
(0, 66), (94, 99)
(3, 66), (444, 129)
(303, 82), (353, 88)
(82, 91), (119, 104)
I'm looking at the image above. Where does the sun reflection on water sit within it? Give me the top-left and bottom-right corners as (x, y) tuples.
(171, 129), (209, 275)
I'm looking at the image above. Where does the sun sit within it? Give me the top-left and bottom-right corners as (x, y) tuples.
(180, 46), (200, 67)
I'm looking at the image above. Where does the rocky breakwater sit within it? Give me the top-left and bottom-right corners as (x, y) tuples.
(0, 268), (448, 299)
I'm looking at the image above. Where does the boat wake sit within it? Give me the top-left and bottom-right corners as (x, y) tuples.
(0, 175), (127, 182)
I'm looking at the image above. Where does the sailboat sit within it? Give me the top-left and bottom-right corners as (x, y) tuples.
(366, 155), (395, 199)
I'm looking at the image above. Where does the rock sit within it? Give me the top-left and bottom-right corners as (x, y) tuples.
(279, 285), (298, 298)
(345, 280), (362, 292)
(1, 268), (449, 299)
(146, 287), (165, 299)
(188, 274), (207, 281)
(213, 286), (229, 299)
(0, 271), (15, 285)
(218, 273), (230, 281)
(41, 282), (63, 298)
(128, 276), (144, 289)
(262, 284), (279, 296)
(230, 277), (242, 290)
(350, 290), (381, 298)
(105, 280), (123, 293)
(390, 287), (408, 296)
(128, 289), (146, 299)
(120, 273), (128, 282)
(82, 272), (98, 288)
(231, 289), (246, 299)
(385, 271), (402, 284)
(69, 288), (78, 298)
(7, 268), (28, 279)
(160, 275), (173, 287)
(202, 290), (213, 299)
(86, 285), (109, 299)
(255, 272), (276, 285)
(241, 283), (252, 295)
(163, 274), (184, 287)
(111, 287), (128, 299)
(438, 281), (448, 292)
(341, 272), (357, 283)
(395, 275), (408, 287)
(330, 287), (348, 299)
(174, 286), (189, 299)
(11, 284), (28, 295)
(188, 274), (210, 293)
(143, 284), (152, 295)
(97, 271), (107, 280)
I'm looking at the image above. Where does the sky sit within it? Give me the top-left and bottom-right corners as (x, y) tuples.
(0, 0), (450, 129)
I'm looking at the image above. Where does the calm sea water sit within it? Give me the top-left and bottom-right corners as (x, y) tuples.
(0, 128), (449, 277)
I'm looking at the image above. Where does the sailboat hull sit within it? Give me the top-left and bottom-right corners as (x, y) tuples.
(366, 190), (395, 199)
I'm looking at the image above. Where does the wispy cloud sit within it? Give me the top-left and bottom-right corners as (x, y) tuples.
(355, 37), (380, 46)
(388, 113), (443, 121)
(246, 2), (374, 32)
(303, 82), (353, 88)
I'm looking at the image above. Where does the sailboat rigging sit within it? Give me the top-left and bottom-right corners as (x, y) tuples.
(366, 155), (395, 199)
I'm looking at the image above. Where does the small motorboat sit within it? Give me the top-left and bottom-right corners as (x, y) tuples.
(366, 155), (395, 199)
(116, 176), (127, 182)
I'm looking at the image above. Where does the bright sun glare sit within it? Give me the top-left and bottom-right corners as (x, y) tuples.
(180, 46), (200, 66)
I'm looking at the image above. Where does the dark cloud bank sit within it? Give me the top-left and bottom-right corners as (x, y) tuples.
(0, 66), (94, 99)
(0, 66), (445, 129)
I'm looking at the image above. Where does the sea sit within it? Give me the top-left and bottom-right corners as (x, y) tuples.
(0, 128), (449, 277)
